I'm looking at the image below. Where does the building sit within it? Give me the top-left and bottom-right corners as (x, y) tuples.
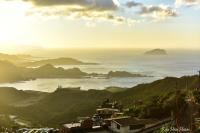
(60, 123), (82, 133)
(60, 117), (94, 133)
(96, 108), (120, 119)
(101, 99), (123, 111)
(79, 117), (93, 129)
(109, 117), (146, 133)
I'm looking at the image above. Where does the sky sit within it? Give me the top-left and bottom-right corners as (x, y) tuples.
(0, 0), (199, 50)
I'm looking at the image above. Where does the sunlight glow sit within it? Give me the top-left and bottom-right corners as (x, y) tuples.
(0, 1), (32, 45)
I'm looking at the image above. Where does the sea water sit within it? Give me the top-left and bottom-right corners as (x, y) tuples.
(0, 49), (199, 92)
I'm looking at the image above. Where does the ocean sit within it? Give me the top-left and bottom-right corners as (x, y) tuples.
(0, 49), (200, 92)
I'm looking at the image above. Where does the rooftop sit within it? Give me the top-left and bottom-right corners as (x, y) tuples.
(63, 123), (81, 128)
(105, 116), (130, 121)
(96, 108), (119, 111)
(113, 117), (151, 127)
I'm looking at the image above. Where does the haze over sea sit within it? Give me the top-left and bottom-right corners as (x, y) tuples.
(0, 49), (200, 92)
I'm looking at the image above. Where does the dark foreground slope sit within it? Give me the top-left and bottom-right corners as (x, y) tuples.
(0, 87), (47, 106)
(0, 75), (199, 127)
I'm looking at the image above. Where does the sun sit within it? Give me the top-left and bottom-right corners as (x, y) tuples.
(0, 0), (32, 45)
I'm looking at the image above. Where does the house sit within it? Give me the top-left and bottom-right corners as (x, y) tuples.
(60, 123), (82, 133)
(96, 108), (119, 119)
(79, 117), (93, 129)
(60, 117), (94, 133)
(101, 99), (123, 111)
(109, 117), (146, 133)
(92, 114), (104, 126)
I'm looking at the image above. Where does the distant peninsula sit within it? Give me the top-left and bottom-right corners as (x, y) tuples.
(144, 49), (167, 55)
(22, 57), (98, 67)
(107, 71), (146, 78)
(0, 61), (148, 83)
(0, 53), (33, 64)
(0, 53), (98, 67)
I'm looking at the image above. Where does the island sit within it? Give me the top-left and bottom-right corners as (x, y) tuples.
(144, 49), (167, 55)
(107, 71), (146, 78)
(22, 57), (98, 67)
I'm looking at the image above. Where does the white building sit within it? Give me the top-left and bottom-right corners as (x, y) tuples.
(109, 117), (146, 133)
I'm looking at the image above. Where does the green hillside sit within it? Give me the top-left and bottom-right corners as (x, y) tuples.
(112, 76), (199, 106)
(0, 75), (199, 127)
(12, 89), (112, 126)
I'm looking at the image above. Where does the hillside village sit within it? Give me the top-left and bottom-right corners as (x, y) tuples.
(59, 99), (170, 133)
(59, 81), (200, 133)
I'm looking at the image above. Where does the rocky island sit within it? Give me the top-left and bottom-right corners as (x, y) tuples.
(144, 49), (167, 55)
(107, 71), (146, 78)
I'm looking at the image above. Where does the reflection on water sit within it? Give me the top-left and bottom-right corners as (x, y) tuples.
(0, 77), (161, 92)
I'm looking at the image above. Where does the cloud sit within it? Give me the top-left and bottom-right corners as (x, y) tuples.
(22, 0), (178, 25)
(139, 5), (177, 19)
(26, 0), (119, 11)
(26, 5), (136, 25)
(24, 0), (141, 26)
(125, 1), (177, 20)
(126, 1), (142, 8)
(175, 0), (200, 6)
(24, 0), (130, 24)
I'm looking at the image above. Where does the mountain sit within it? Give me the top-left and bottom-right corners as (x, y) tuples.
(0, 87), (47, 106)
(0, 61), (31, 83)
(112, 76), (199, 106)
(0, 88), (112, 126)
(0, 75), (199, 127)
(144, 49), (167, 55)
(26, 64), (87, 78)
(0, 61), (88, 83)
(22, 57), (98, 67)
(105, 86), (127, 93)
(0, 61), (146, 83)
(0, 53), (32, 63)
(0, 52), (98, 67)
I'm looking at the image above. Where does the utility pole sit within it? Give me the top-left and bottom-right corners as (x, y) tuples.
(175, 81), (181, 133)
(198, 71), (200, 89)
(186, 78), (188, 90)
